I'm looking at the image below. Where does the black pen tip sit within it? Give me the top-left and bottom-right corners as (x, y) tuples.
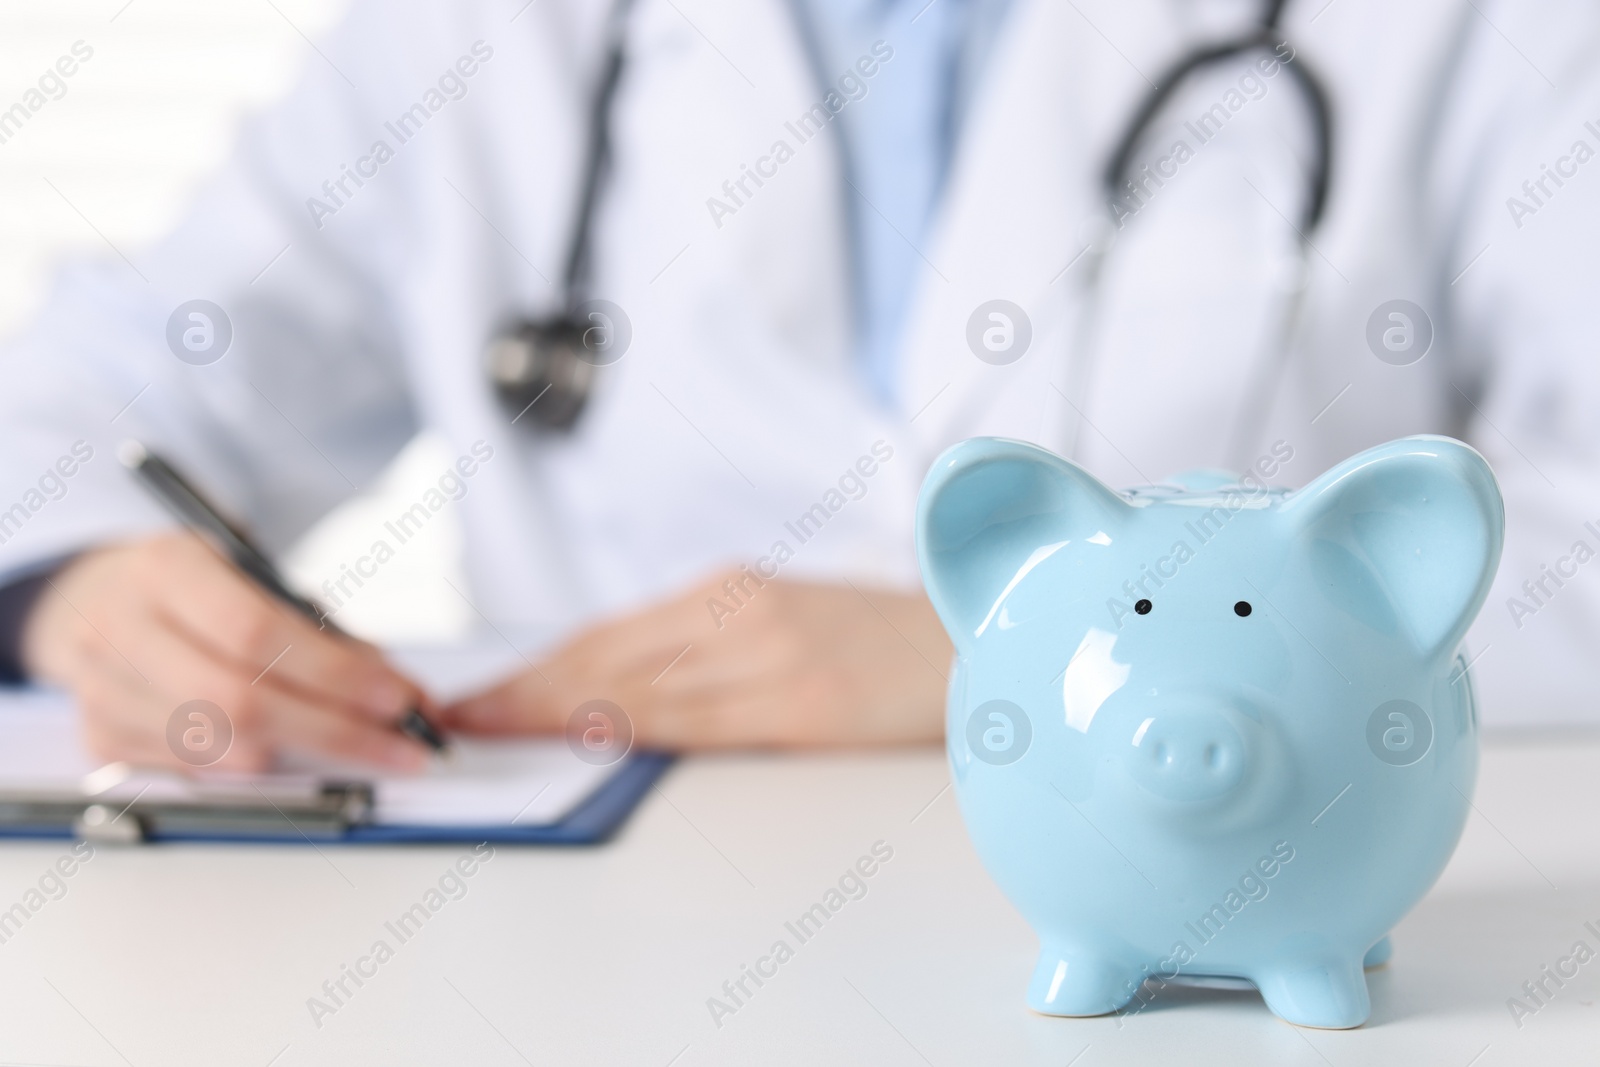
(399, 707), (449, 752)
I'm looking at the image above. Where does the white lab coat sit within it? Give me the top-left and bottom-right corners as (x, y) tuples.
(1, 0), (1596, 728)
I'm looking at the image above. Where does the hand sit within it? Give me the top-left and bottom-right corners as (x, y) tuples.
(441, 571), (952, 749)
(21, 533), (433, 773)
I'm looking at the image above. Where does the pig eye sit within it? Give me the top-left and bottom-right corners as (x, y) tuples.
(1234, 601), (1252, 617)
(1134, 599), (1152, 615)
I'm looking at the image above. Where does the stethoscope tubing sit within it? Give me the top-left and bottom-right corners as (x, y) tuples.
(1067, 0), (1332, 470)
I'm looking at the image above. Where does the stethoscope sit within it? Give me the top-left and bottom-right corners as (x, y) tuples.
(1069, 0), (1332, 467)
(488, 0), (1333, 446)
(484, 0), (636, 431)
(1103, 0), (1330, 238)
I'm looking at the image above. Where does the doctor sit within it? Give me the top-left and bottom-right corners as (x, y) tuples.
(0, 0), (1595, 771)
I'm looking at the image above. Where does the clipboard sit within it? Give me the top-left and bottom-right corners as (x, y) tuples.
(0, 753), (673, 846)
(0, 686), (672, 846)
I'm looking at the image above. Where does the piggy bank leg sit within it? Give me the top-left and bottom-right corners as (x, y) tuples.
(1255, 954), (1370, 1029)
(1026, 945), (1142, 1017)
(1363, 936), (1392, 969)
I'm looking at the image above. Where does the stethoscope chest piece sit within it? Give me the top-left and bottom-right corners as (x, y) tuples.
(486, 316), (598, 431)
(485, 301), (630, 431)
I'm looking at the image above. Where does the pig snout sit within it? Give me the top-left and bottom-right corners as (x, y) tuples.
(1125, 710), (1248, 803)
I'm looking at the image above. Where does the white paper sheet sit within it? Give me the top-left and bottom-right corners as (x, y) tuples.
(371, 738), (614, 826)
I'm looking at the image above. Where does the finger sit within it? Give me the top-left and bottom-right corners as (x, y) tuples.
(263, 697), (429, 771)
(73, 650), (272, 774)
(641, 628), (796, 695)
(446, 656), (773, 747)
(447, 617), (753, 737)
(630, 681), (834, 751)
(442, 570), (770, 736)
(440, 666), (567, 735)
(622, 688), (761, 751)
(154, 537), (420, 719)
(109, 616), (426, 771)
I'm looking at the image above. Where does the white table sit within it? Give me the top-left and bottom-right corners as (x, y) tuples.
(0, 736), (1595, 1066)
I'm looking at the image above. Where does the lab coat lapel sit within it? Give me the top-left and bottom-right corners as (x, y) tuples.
(895, 0), (1184, 468)
(899, 0), (1316, 487)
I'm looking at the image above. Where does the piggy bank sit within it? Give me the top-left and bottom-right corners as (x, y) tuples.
(915, 435), (1503, 1029)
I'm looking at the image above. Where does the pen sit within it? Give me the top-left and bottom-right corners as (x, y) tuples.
(117, 440), (448, 753)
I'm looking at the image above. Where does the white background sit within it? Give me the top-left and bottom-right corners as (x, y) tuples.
(0, 0), (467, 643)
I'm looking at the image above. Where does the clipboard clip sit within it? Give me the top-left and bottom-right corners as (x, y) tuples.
(0, 764), (374, 844)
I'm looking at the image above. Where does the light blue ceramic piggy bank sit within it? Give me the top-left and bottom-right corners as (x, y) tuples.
(915, 436), (1503, 1029)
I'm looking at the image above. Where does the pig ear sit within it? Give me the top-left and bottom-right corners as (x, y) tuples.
(1283, 436), (1504, 658)
(916, 438), (1129, 649)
